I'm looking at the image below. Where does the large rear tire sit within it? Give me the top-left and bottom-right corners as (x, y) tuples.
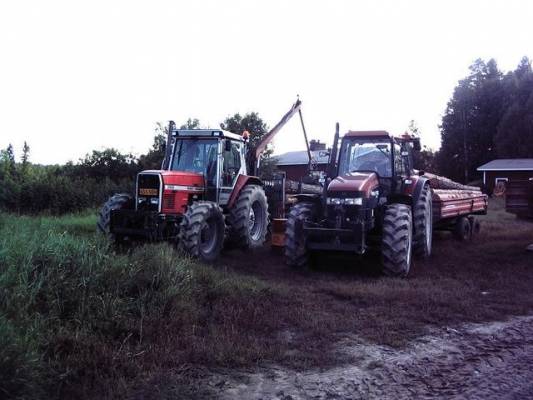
(228, 185), (269, 250)
(381, 203), (413, 278)
(97, 193), (134, 242)
(285, 202), (314, 268)
(413, 184), (433, 258)
(179, 201), (225, 263)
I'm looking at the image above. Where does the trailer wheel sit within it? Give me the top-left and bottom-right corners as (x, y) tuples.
(453, 217), (471, 241)
(413, 184), (433, 258)
(285, 202), (315, 268)
(381, 203), (413, 278)
(97, 193), (134, 242)
(228, 185), (269, 250)
(179, 201), (225, 262)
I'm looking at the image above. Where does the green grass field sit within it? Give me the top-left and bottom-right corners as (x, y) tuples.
(0, 212), (278, 399)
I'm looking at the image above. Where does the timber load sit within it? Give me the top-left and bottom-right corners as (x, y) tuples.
(422, 172), (481, 191)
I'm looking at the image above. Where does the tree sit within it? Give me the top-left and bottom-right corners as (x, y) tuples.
(438, 58), (505, 182)
(494, 57), (533, 157)
(138, 119), (204, 171)
(220, 112), (276, 176)
(21, 141), (30, 178)
(79, 148), (138, 181)
(407, 120), (437, 173)
(179, 118), (201, 129)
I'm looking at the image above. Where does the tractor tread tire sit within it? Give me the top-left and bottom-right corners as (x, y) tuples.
(285, 202), (314, 268)
(413, 184), (433, 258)
(178, 201), (225, 263)
(228, 185), (269, 250)
(97, 193), (134, 241)
(381, 203), (413, 278)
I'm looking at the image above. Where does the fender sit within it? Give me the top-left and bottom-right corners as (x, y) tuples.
(410, 176), (430, 206)
(227, 174), (262, 208)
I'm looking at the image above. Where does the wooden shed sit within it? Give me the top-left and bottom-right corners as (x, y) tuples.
(477, 159), (533, 193)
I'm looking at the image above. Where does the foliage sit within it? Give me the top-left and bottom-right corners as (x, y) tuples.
(220, 112), (277, 177)
(407, 120), (437, 173)
(438, 57), (533, 183)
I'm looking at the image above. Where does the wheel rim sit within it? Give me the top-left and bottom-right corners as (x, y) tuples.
(425, 199), (433, 251)
(200, 217), (217, 254)
(249, 201), (264, 241)
(406, 222), (413, 271)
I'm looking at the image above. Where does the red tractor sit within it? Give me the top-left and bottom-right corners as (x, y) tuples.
(284, 126), (487, 277)
(98, 99), (304, 262)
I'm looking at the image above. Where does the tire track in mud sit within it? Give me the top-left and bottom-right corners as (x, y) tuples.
(210, 316), (533, 399)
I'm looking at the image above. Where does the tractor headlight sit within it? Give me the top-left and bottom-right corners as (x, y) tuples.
(138, 196), (146, 203)
(344, 198), (363, 206)
(150, 197), (159, 205)
(326, 197), (362, 205)
(327, 197), (342, 205)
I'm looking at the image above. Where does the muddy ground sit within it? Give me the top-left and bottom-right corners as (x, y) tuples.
(136, 200), (533, 399)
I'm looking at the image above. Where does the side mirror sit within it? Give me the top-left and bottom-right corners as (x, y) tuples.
(224, 139), (232, 152)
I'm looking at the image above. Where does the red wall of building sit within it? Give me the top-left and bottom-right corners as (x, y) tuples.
(484, 170), (533, 193)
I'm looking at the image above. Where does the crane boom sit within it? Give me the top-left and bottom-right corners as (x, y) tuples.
(249, 97), (313, 176)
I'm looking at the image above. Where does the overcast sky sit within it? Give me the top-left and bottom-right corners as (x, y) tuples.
(1, 0), (532, 165)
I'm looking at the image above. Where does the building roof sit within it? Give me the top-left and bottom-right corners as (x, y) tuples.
(274, 149), (330, 166)
(477, 159), (533, 171)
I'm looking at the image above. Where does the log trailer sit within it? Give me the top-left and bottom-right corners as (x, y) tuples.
(98, 98), (313, 262)
(284, 127), (488, 277)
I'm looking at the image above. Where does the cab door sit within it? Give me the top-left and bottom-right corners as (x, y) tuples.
(218, 139), (245, 206)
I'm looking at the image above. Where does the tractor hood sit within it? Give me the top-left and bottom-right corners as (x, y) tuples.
(141, 170), (205, 188)
(328, 172), (379, 196)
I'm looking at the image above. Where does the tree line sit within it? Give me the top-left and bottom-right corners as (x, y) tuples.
(0, 113), (270, 214)
(436, 56), (533, 184)
(2, 56), (532, 213)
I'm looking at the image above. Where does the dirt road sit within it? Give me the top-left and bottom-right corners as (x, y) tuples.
(210, 315), (533, 399)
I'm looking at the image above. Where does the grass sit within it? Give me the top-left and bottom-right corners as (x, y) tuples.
(0, 212), (279, 399)
(1, 198), (533, 398)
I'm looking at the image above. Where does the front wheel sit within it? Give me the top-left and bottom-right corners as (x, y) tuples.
(381, 203), (413, 277)
(179, 201), (225, 263)
(97, 193), (134, 243)
(285, 202), (315, 268)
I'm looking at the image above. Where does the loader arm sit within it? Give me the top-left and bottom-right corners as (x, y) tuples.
(248, 97), (310, 175)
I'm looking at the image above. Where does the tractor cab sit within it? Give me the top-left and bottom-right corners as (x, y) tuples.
(166, 129), (247, 206)
(329, 131), (415, 199)
(136, 129), (248, 217)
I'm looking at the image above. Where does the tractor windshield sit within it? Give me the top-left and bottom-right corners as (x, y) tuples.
(171, 138), (218, 183)
(339, 139), (392, 177)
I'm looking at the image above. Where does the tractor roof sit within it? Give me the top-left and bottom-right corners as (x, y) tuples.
(344, 130), (392, 139)
(171, 129), (244, 141)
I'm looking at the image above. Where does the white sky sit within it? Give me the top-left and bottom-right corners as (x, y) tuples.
(1, 0), (532, 165)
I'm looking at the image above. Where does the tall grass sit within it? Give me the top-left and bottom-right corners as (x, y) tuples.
(0, 213), (275, 399)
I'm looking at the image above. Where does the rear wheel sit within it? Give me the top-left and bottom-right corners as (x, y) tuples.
(413, 184), (433, 258)
(381, 203), (413, 277)
(228, 185), (269, 250)
(97, 193), (134, 242)
(453, 217), (471, 241)
(179, 201), (225, 262)
(285, 202), (315, 268)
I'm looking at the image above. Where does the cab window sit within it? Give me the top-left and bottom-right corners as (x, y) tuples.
(222, 141), (241, 186)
